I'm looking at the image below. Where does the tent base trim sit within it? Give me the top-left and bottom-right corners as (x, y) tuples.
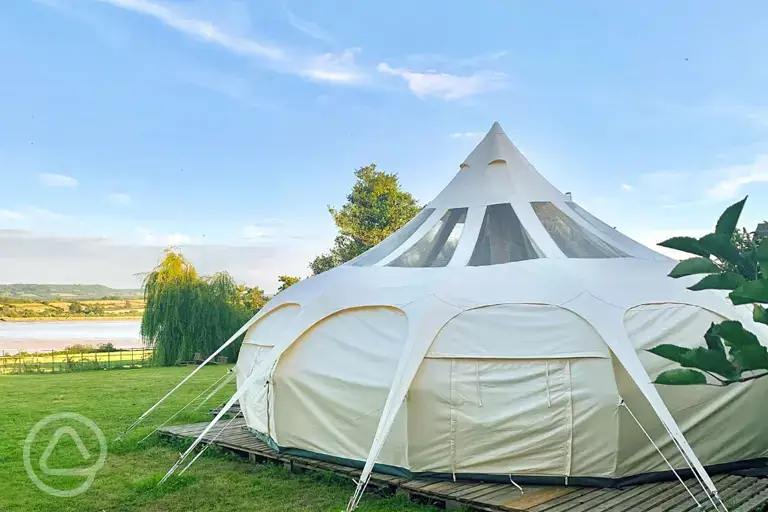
(248, 429), (768, 488)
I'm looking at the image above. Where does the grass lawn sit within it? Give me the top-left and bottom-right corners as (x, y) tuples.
(0, 366), (435, 512)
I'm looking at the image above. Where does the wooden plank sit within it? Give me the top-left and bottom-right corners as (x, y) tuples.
(528, 487), (601, 512)
(731, 487), (768, 512)
(539, 488), (619, 512)
(724, 480), (768, 510)
(500, 486), (579, 510)
(447, 482), (503, 500)
(669, 474), (740, 512)
(474, 486), (525, 508)
(586, 482), (668, 512)
(459, 483), (511, 502)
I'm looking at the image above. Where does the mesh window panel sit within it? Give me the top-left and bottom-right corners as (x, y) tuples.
(388, 208), (468, 267)
(469, 203), (540, 266)
(566, 202), (642, 252)
(346, 208), (435, 267)
(531, 202), (629, 258)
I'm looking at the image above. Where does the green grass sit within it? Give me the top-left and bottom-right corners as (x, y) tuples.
(0, 366), (435, 512)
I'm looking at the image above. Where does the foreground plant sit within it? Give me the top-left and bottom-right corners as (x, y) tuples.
(649, 197), (768, 386)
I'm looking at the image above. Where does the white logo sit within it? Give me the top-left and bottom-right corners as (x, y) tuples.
(23, 412), (107, 497)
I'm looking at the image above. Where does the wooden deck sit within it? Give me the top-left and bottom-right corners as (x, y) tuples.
(158, 419), (768, 512)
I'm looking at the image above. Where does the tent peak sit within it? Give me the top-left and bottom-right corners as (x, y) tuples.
(488, 121), (504, 135)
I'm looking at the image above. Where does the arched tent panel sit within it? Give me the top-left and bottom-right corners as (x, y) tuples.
(271, 306), (410, 468)
(237, 303), (301, 431)
(618, 303), (768, 477)
(408, 304), (619, 478)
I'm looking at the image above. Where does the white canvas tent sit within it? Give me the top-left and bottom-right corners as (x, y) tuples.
(171, 122), (768, 508)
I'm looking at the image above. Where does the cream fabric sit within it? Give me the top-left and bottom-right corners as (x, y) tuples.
(234, 123), (768, 489)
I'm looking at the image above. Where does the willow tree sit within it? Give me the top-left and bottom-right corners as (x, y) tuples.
(140, 250), (254, 366)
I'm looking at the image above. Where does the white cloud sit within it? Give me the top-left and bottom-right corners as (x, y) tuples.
(39, 173), (78, 187)
(283, 5), (333, 43)
(450, 132), (485, 139)
(136, 227), (192, 246)
(706, 155), (768, 200)
(300, 48), (366, 84)
(621, 184), (633, 191)
(0, 210), (25, 221)
(377, 62), (506, 100)
(108, 192), (132, 204)
(93, 0), (366, 85)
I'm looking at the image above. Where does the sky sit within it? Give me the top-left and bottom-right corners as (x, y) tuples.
(1, 0), (767, 293)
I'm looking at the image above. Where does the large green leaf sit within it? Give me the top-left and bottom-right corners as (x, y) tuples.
(680, 347), (740, 380)
(668, 257), (721, 278)
(730, 344), (768, 372)
(730, 280), (768, 305)
(658, 237), (710, 258)
(647, 344), (690, 365)
(688, 272), (747, 291)
(703, 323), (725, 355)
(654, 369), (707, 385)
(712, 320), (761, 348)
(698, 233), (745, 270)
(715, 197), (747, 239)
(755, 304), (768, 326)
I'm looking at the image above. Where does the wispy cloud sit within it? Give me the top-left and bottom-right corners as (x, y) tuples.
(135, 227), (192, 246)
(283, 4), (334, 43)
(377, 63), (506, 100)
(0, 210), (25, 221)
(0, 207), (65, 223)
(450, 132), (485, 139)
(91, 0), (366, 85)
(706, 154), (768, 200)
(108, 192), (132, 205)
(621, 184), (633, 191)
(39, 173), (78, 187)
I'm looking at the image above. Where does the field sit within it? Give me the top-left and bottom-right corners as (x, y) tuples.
(0, 366), (433, 512)
(0, 348), (154, 374)
(0, 298), (145, 321)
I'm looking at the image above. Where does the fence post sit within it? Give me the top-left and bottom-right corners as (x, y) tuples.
(18, 349), (22, 374)
(51, 349), (55, 373)
(131, 348), (135, 368)
(107, 349), (110, 370)
(81, 350), (84, 364)
(66, 352), (69, 371)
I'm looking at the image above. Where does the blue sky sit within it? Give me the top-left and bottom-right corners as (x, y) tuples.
(1, 0), (767, 292)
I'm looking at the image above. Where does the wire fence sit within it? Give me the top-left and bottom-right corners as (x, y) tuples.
(0, 347), (155, 374)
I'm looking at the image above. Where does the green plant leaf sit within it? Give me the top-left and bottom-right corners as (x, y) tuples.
(654, 369), (707, 385)
(647, 344), (690, 365)
(703, 323), (725, 355)
(668, 257), (721, 278)
(730, 344), (768, 372)
(715, 197), (747, 239)
(729, 280), (768, 305)
(698, 233), (745, 270)
(712, 320), (761, 348)
(658, 237), (710, 258)
(688, 272), (747, 291)
(680, 347), (740, 380)
(755, 304), (768, 326)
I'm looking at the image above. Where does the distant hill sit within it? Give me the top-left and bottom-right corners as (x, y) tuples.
(0, 284), (143, 300)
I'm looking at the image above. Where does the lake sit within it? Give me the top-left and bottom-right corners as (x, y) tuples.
(0, 320), (142, 352)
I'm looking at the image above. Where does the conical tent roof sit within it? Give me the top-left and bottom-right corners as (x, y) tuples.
(222, 121), (768, 509)
(347, 121), (668, 268)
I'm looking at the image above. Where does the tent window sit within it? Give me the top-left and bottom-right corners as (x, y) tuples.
(346, 208), (436, 267)
(388, 208), (468, 267)
(531, 202), (628, 258)
(469, 203), (540, 266)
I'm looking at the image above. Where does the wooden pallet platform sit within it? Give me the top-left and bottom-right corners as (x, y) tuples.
(158, 420), (768, 512)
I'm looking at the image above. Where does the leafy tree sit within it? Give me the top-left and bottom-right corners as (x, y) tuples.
(277, 276), (301, 293)
(242, 286), (269, 312)
(140, 249), (252, 366)
(650, 197), (768, 386)
(69, 302), (84, 314)
(309, 164), (420, 275)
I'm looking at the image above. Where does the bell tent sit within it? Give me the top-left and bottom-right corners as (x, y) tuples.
(151, 122), (768, 509)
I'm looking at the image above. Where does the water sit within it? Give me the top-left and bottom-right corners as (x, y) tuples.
(0, 320), (142, 352)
